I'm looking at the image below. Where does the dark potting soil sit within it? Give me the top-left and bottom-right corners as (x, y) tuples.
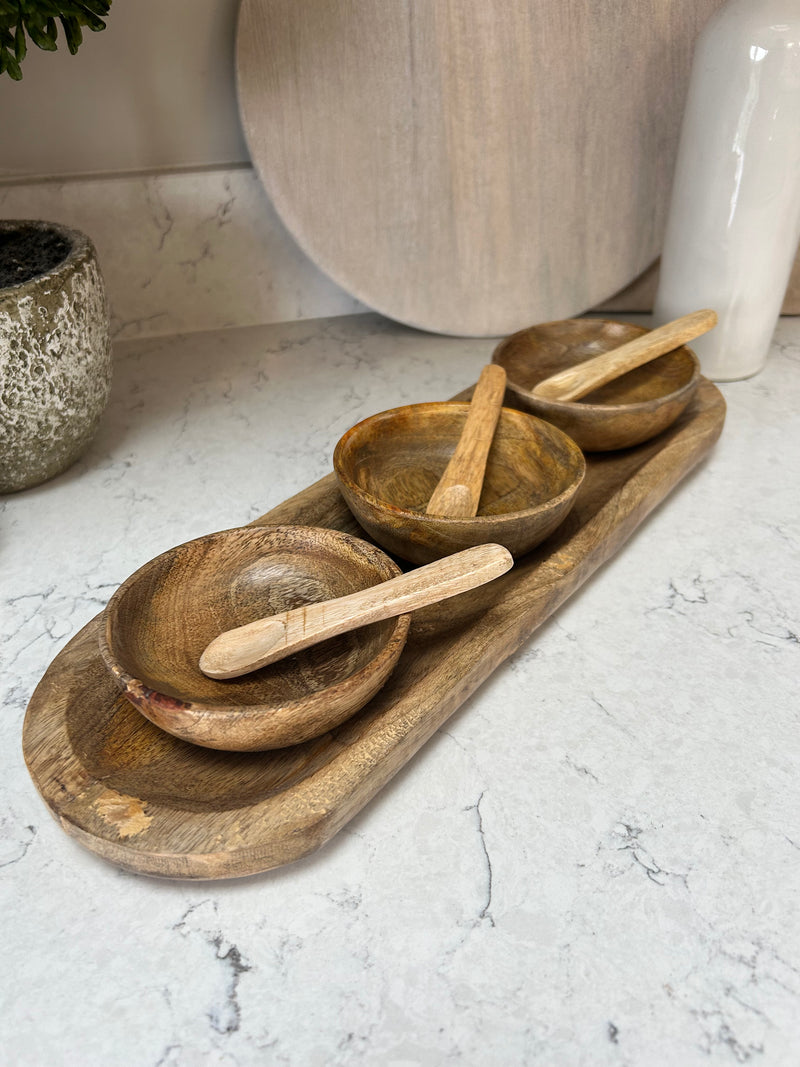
(0, 228), (72, 289)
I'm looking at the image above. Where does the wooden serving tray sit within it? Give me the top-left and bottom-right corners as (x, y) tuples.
(23, 380), (725, 880)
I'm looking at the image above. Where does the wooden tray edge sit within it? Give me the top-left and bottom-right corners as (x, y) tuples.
(22, 381), (726, 879)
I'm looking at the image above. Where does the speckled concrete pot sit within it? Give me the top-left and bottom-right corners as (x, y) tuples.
(0, 220), (111, 493)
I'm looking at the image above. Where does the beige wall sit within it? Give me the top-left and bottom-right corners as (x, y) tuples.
(0, 1), (363, 338)
(3, 2), (796, 323)
(0, 0), (248, 179)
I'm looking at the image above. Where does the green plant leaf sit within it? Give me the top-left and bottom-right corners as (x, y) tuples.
(0, 0), (111, 76)
(14, 19), (26, 60)
(59, 14), (81, 53)
(74, 2), (108, 32)
(78, 1), (111, 18)
(25, 13), (57, 51)
(0, 43), (23, 79)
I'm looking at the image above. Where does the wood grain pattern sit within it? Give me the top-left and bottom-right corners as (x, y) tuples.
(200, 543), (513, 679)
(236, 0), (726, 336)
(22, 379), (725, 879)
(333, 402), (585, 565)
(531, 310), (716, 402)
(99, 526), (410, 751)
(426, 365), (506, 518)
(493, 318), (701, 451)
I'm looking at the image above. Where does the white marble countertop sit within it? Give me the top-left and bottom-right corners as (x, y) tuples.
(2, 312), (799, 1066)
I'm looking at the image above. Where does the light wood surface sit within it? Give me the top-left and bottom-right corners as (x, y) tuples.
(236, 0), (725, 336)
(22, 379), (726, 879)
(334, 402), (585, 565)
(531, 310), (716, 402)
(99, 525), (410, 751)
(200, 542), (513, 679)
(426, 365), (506, 518)
(493, 318), (701, 451)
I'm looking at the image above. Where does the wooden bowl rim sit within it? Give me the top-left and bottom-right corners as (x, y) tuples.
(333, 401), (586, 524)
(492, 317), (702, 416)
(99, 524), (411, 719)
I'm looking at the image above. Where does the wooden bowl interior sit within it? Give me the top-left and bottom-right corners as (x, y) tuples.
(105, 526), (401, 710)
(495, 319), (698, 407)
(338, 404), (583, 517)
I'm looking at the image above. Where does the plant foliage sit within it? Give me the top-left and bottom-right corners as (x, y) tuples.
(0, 1), (111, 80)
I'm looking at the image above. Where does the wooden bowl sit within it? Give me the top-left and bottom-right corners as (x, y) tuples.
(333, 403), (585, 565)
(492, 318), (701, 451)
(99, 525), (410, 751)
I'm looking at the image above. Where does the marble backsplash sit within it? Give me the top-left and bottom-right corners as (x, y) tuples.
(2, 164), (796, 344)
(0, 165), (366, 342)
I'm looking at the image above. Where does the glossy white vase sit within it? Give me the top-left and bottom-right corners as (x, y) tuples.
(654, 0), (800, 381)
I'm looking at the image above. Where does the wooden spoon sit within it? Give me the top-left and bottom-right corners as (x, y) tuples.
(200, 541), (513, 679)
(530, 309), (717, 402)
(425, 363), (507, 518)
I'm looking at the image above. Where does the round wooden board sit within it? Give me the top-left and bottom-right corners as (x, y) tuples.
(236, 0), (723, 337)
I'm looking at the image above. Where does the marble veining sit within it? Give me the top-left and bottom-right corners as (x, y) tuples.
(0, 167), (366, 343)
(1, 312), (799, 1065)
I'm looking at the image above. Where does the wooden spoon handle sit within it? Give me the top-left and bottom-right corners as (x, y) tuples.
(200, 542), (513, 679)
(531, 309), (718, 402)
(425, 363), (507, 517)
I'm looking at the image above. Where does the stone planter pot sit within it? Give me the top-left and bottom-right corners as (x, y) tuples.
(0, 219), (112, 493)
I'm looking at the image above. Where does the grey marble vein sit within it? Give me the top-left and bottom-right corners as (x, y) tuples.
(2, 312), (800, 1065)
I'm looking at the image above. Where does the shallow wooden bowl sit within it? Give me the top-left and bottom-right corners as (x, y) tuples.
(99, 525), (410, 751)
(333, 403), (585, 565)
(492, 318), (701, 451)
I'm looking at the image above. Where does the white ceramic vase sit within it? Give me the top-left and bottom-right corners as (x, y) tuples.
(0, 219), (112, 493)
(653, 0), (800, 381)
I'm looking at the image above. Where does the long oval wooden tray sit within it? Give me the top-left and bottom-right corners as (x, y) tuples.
(22, 380), (725, 880)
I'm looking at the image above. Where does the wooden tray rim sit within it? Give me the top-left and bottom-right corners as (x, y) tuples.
(22, 380), (726, 879)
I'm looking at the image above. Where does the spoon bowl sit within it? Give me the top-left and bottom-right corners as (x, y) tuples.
(333, 402), (585, 565)
(492, 317), (703, 451)
(99, 525), (410, 751)
(199, 542), (513, 679)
